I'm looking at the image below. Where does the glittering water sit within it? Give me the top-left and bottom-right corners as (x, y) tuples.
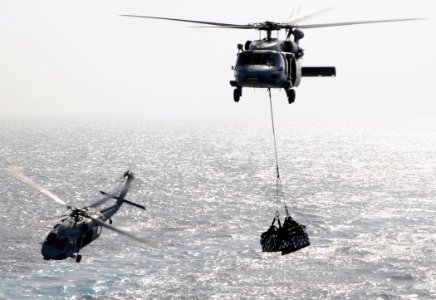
(0, 117), (435, 299)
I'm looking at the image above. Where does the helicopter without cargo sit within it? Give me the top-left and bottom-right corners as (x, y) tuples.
(5, 168), (146, 263)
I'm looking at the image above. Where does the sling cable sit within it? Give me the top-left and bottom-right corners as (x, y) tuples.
(260, 88), (310, 255)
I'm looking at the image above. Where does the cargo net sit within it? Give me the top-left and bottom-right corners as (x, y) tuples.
(260, 209), (310, 255)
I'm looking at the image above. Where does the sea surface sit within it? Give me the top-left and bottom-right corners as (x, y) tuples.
(0, 116), (435, 299)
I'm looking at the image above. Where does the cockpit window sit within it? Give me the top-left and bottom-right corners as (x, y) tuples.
(238, 52), (252, 65)
(45, 233), (70, 250)
(236, 52), (283, 67)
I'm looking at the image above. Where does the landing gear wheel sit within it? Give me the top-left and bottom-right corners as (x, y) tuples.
(233, 88), (241, 102)
(286, 89), (295, 104)
(76, 255), (82, 263)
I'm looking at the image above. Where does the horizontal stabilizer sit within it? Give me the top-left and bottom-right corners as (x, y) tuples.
(99, 191), (145, 210)
(302, 66), (336, 77)
(123, 199), (146, 210)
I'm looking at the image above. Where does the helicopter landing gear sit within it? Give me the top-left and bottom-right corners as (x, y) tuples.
(286, 88), (295, 104)
(233, 87), (242, 102)
(73, 253), (82, 263)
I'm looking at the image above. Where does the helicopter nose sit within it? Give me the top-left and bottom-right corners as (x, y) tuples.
(41, 239), (72, 260)
(41, 245), (67, 260)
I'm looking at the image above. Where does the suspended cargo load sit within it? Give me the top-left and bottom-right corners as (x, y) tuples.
(261, 214), (310, 255)
(260, 224), (280, 252)
(279, 216), (310, 254)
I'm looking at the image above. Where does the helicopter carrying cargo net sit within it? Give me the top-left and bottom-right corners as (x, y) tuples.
(121, 10), (423, 104)
(260, 89), (310, 255)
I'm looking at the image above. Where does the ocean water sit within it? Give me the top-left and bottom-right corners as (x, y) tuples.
(0, 117), (435, 299)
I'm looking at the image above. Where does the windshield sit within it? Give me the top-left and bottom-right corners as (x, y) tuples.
(236, 52), (282, 67)
(45, 233), (71, 250)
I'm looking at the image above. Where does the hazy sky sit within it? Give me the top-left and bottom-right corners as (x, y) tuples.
(0, 0), (434, 120)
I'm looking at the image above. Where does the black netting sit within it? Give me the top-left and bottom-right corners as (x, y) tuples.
(260, 216), (310, 255)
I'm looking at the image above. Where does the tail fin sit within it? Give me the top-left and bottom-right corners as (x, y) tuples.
(118, 170), (134, 200)
(99, 171), (145, 210)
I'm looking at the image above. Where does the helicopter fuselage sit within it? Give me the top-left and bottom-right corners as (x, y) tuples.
(230, 38), (335, 103)
(230, 38), (303, 103)
(41, 209), (104, 260)
(231, 49), (301, 89)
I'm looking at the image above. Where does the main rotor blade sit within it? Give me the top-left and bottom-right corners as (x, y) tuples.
(188, 25), (255, 29)
(90, 217), (152, 245)
(5, 168), (67, 206)
(120, 15), (251, 28)
(286, 6), (335, 25)
(288, 4), (302, 21)
(296, 18), (425, 29)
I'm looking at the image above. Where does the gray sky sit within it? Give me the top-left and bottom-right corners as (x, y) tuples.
(0, 0), (434, 120)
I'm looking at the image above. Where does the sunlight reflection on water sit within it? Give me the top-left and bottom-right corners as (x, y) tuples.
(0, 118), (434, 299)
